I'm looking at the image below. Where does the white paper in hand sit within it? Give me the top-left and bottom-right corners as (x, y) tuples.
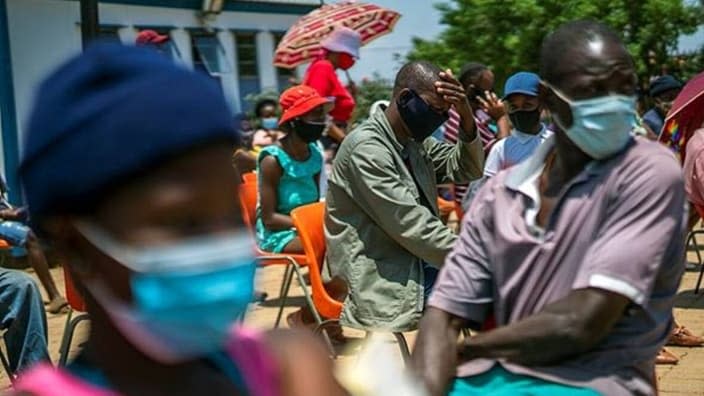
(336, 334), (429, 396)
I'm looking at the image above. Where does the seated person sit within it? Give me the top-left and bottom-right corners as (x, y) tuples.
(0, 178), (67, 313)
(643, 75), (682, 136)
(13, 43), (346, 396)
(325, 61), (484, 332)
(483, 71), (552, 177)
(232, 99), (281, 175)
(251, 98), (283, 156)
(255, 86), (345, 332)
(413, 21), (686, 396)
(0, 267), (50, 376)
(255, 85), (329, 254)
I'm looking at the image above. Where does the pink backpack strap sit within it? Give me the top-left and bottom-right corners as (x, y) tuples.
(225, 326), (280, 396)
(12, 363), (120, 396)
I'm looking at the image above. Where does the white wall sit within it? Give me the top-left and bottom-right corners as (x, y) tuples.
(6, 0), (82, 153)
(256, 31), (277, 92)
(5, 0), (304, 149)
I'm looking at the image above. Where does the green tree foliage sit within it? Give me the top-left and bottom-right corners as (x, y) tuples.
(408, 0), (703, 87)
(351, 73), (393, 126)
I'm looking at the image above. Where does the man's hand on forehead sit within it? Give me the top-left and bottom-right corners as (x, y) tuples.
(435, 69), (477, 137)
(435, 69), (469, 109)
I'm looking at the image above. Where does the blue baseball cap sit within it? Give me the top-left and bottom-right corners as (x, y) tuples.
(503, 72), (540, 99)
(20, 43), (240, 222)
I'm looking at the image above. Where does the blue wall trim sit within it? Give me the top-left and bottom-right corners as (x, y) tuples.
(63, 0), (316, 15)
(0, 0), (21, 204)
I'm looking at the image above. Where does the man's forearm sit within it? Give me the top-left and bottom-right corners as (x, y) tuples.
(495, 116), (511, 139)
(327, 123), (347, 143)
(459, 311), (582, 366)
(457, 109), (477, 142)
(452, 137), (484, 183)
(412, 308), (464, 396)
(459, 289), (629, 366)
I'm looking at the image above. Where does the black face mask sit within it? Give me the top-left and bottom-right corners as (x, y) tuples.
(508, 109), (541, 134)
(397, 90), (448, 142)
(292, 119), (326, 143)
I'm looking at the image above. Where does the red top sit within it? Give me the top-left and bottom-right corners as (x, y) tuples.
(303, 59), (355, 123)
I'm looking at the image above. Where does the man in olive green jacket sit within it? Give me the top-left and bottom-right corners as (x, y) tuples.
(325, 61), (484, 332)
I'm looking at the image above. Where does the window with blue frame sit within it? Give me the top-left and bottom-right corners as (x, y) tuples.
(191, 32), (231, 94)
(193, 33), (231, 75)
(274, 32), (297, 92)
(235, 32), (260, 112)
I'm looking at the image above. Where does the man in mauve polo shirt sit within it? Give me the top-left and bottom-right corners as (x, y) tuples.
(412, 21), (687, 396)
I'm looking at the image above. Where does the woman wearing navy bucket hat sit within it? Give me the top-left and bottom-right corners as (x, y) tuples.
(12, 43), (346, 396)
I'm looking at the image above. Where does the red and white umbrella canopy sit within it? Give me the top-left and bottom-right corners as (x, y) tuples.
(274, 1), (401, 69)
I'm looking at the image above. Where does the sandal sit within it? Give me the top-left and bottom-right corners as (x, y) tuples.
(655, 347), (679, 365)
(46, 296), (69, 314)
(667, 325), (704, 347)
(286, 309), (346, 343)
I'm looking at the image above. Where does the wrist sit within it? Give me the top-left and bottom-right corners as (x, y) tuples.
(491, 111), (506, 121)
(455, 102), (474, 119)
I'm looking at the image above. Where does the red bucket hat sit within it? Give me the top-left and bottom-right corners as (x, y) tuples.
(278, 85), (332, 126)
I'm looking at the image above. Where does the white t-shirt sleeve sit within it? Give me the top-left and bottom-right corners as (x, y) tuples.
(483, 140), (504, 177)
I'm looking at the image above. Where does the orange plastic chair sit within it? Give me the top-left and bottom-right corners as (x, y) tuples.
(237, 179), (315, 328)
(437, 196), (455, 218)
(58, 266), (90, 366)
(241, 171), (257, 184)
(0, 239), (11, 267)
(291, 202), (411, 362)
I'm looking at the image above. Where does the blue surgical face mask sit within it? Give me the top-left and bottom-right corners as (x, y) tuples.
(544, 81), (636, 160)
(76, 222), (256, 363)
(260, 117), (279, 130)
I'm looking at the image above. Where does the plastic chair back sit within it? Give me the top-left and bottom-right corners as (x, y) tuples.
(437, 197), (455, 215)
(238, 181), (258, 231)
(63, 266), (87, 312)
(291, 202), (342, 320)
(237, 177), (307, 266)
(242, 172), (257, 184)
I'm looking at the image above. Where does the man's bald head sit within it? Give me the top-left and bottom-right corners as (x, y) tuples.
(392, 61), (443, 97)
(540, 21), (633, 89)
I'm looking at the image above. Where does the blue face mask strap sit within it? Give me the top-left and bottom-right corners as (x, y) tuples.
(540, 80), (574, 105)
(74, 220), (138, 269)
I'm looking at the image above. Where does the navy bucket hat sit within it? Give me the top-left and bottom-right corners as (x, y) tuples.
(20, 43), (240, 222)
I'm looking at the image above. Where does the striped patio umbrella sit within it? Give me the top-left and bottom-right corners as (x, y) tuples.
(273, 1), (401, 69)
(658, 71), (704, 163)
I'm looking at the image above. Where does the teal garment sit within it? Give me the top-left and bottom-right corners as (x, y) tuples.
(255, 143), (322, 253)
(449, 366), (602, 396)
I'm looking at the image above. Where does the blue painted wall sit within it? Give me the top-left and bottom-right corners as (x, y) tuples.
(0, 0), (21, 204)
